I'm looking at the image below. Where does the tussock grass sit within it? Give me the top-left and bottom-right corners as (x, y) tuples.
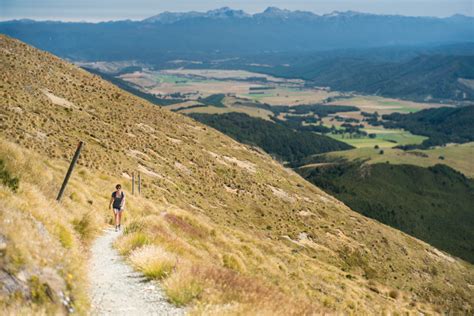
(129, 245), (176, 279)
(163, 262), (318, 315)
(72, 211), (96, 243)
(222, 253), (245, 272)
(115, 232), (150, 255)
(57, 224), (74, 249)
(115, 207), (322, 314)
(163, 264), (203, 307)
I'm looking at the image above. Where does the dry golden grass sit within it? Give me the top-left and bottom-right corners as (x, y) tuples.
(115, 207), (322, 314)
(0, 139), (107, 314)
(1, 34), (473, 315)
(128, 245), (177, 279)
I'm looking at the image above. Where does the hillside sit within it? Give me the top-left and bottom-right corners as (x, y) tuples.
(243, 54), (474, 102)
(382, 105), (474, 147)
(189, 112), (352, 164)
(1, 35), (473, 314)
(298, 161), (474, 263)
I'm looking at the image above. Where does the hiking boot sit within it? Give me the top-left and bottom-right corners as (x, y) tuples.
(115, 225), (118, 232)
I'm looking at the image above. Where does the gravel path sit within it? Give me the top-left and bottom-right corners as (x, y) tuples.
(89, 228), (185, 316)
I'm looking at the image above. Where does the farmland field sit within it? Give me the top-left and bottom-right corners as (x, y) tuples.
(119, 71), (252, 97)
(159, 68), (301, 82)
(320, 142), (474, 178)
(327, 130), (427, 148)
(179, 105), (274, 120)
(328, 95), (448, 115)
(242, 87), (339, 105)
(115, 68), (451, 149)
(119, 69), (339, 104)
(118, 69), (445, 113)
(326, 126), (428, 148)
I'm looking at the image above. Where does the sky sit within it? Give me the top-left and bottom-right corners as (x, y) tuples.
(1, 0), (473, 21)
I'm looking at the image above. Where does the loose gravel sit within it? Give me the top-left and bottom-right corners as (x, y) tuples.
(89, 228), (185, 316)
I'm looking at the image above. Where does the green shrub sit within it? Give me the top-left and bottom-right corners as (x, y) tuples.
(57, 225), (74, 249)
(142, 262), (174, 279)
(129, 233), (149, 250)
(0, 159), (19, 192)
(72, 212), (94, 242)
(389, 289), (400, 299)
(28, 276), (52, 304)
(124, 220), (145, 235)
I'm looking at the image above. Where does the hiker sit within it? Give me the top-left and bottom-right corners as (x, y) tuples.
(109, 184), (125, 231)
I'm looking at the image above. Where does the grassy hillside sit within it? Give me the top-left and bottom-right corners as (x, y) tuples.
(189, 112), (352, 163)
(1, 35), (473, 314)
(382, 105), (474, 147)
(0, 140), (106, 314)
(298, 162), (474, 263)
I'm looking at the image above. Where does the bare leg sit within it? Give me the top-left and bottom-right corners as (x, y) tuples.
(114, 210), (119, 229)
(118, 212), (122, 228)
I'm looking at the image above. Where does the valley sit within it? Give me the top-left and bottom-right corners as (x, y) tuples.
(82, 63), (445, 151)
(107, 65), (472, 152)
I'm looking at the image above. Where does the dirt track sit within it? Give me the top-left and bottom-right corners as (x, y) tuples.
(89, 228), (184, 316)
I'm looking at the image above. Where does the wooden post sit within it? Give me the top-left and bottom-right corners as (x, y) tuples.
(138, 172), (141, 195)
(132, 172), (135, 195)
(57, 141), (84, 201)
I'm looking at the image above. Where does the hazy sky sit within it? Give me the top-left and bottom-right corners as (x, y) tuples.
(1, 0), (473, 21)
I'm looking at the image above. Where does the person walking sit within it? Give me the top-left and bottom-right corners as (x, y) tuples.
(109, 184), (125, 231)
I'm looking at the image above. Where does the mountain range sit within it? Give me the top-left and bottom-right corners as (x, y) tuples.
(1, 7), (473, 61)
(143, 7), (393, 23)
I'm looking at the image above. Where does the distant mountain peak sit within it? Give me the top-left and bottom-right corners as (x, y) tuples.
(448, 13), (472, 21)
(144, 6), (250, 23)
(257, 7), (318, 20)
(263, 7), (290, 14)
(206, 7), (250, 18)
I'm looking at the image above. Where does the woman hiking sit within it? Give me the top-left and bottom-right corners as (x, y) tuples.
(109, 184), (125, 231)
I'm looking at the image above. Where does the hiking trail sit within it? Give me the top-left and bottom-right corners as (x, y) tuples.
(89, 228), (185, 316)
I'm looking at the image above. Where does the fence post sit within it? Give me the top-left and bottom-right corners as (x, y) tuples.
(132, 172), (135, 195)
(138, 172), (141, 195)
(57, 141), (84, 201)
